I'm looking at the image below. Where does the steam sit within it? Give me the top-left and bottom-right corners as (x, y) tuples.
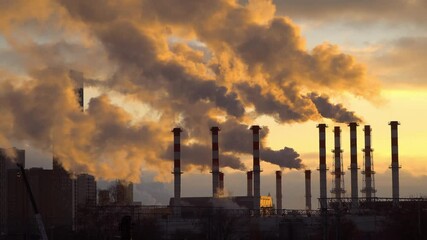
(0, 0), (379, 182)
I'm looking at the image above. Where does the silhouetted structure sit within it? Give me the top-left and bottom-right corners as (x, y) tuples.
(0, 148), (25, 236)
(114, 180), (133, 204)
(305, 170), (312, 210)
(362, 125), (376, 201)
(250, 125), (262, 213)
(331, 126), (345, 199)
(317, 124), (328, 209)
(348, 122), (359, 209)
(210, 126), (220, 198)
(276, 171), (282, 214)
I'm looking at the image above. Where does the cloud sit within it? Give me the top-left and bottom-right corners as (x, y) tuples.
(274, 0), (427, 26)
(368, 37), (427, 87)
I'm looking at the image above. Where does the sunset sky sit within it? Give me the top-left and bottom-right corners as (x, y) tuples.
(0, 0), (426, 209)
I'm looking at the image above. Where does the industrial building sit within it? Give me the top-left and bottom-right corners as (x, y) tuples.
(1, 121), (427, 239)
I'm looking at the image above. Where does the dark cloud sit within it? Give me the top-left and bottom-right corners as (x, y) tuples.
(236, 82), (313, 123)
(0, 0), (380, 181)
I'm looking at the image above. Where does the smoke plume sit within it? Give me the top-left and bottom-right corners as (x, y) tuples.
(0, 0), (379, 182)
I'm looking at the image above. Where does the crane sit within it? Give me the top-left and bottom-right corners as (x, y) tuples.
(16, 163), (48, 240)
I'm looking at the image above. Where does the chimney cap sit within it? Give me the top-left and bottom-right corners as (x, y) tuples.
(275, 171), (282, 177)
(210, 126), (221, 132)
(348, 122), (359, 127)
(389, 121), (400, 126)
(317, 123), (328, 128)
(172, 127), (183, 133)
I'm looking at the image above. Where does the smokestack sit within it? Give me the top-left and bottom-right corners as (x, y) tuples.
(172, 127), (183, 215)
(305, 170), (312, 210)
(331, 126), (345, 199)
(250, 125), (261, 212)
(362, 125), (376, 201)
(389, 121), (400, 206)
(276, 171), (282, 214)
(317, 124), (328, 209)
(219, 172), (224, 196)
(211, 126), (220, 198)
(348, 122), (359, 208)
(73, 78), (84, 112)
(247, 171), (253, 197)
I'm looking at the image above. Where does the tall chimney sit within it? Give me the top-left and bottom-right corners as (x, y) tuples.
(362, 125), (376, 201)
(211, 127), (220, 198)
(219, 172), (224, 196)
(172, 128), (183, 214)
(250, 125), (261, 212)
(317, 124), (328, 209)
(348, 122), (359, 208)
(389, 121), (400, 206)
(276, 171), (282, 214)
(305, 170), (312, 210)
(331, 126), (345, 199)
(247, 171), (253, 197)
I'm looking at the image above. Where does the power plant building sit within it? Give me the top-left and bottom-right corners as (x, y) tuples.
(76, 174), (97, 207)
(0, 148), (25, 236)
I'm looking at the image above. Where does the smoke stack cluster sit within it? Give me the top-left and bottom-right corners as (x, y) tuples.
(247, 171), (253, 197)
(389, 121), (400, 206)
(250, 125), (261, 212)
(362, 125), (376, 201)
(317, 124), (328, 209)
(276, 171), (282, 214)
(211, 127), (220, 198)
(305, 170), (312, 210)
(172, 128), (183, 215)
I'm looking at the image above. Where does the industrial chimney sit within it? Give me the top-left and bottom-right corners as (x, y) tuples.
(331, 126), (345, 199)
(317, 124), (328, 209)
(250, 125), (261, 212)
(276, 171), (282, 214)
(362, 125), (376, 201)
(305, 170), (312, 210)
(389, 121), (400, 206)
(219, 172), (224, 196)
(172, 128), (183, 215)
(211, 127), (220, 198)
(348, 122), (359, 208)
(247, 171), (253, 197)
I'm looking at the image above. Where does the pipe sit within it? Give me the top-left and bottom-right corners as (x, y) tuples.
(247, 171), (253, 197)
(317, 124), (328, 209)
(348, 122), (359, 208)
(219, 172), (224, 196)
(250, 125), (261, 212)
(276, 171), (282, 214)
(172, 128), (183, 214)
(389, 121), (400, 206)
(211, 126), (220, 198)
(305, 170), (312, 210)
(332, 126), (345, 199)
